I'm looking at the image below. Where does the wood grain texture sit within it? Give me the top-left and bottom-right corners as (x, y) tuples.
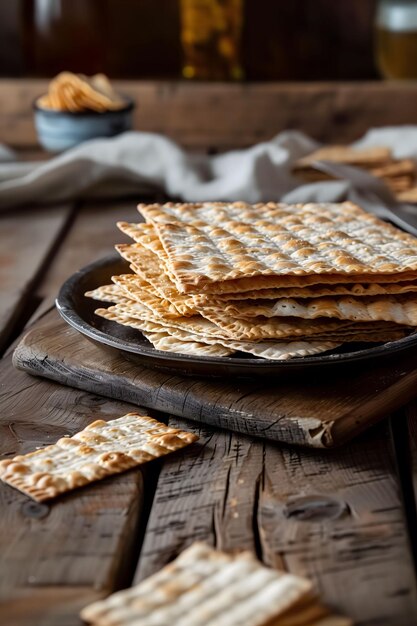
(2, 79), (417, 150)
(404, 401), (417, 564)
(29, 200), (144, 324)
(0, 587), (104, 626)
(0, 204), (72, 352)
(0, 348), (148, 624)
(135, 416), (417, 625)
(13, 309), (417, 448)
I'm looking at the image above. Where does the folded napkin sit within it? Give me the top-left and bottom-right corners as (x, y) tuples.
(1, 127), (417, 210)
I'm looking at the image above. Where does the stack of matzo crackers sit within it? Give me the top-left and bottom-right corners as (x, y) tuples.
(81, 542), (352, 626)
(292, 145), (417, 199)
(86, 201), (417, 361)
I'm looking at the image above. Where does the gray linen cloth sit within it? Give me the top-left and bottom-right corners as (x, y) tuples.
(1, 127), (417, 210)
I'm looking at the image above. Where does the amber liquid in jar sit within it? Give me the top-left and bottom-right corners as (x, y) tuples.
(376, 27), (417, 78)
(180, 0), (243, 80)
(375, 0), (417, 79)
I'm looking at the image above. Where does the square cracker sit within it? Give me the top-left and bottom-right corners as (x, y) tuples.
(117, 223), (417, 298)
(116, 221), (417, 296)
(80, 542), (314, 626)
(136, 202), (417, 293)
(0, 413), (198, 502)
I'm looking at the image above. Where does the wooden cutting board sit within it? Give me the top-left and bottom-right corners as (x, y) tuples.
(13, 309), (417, 448)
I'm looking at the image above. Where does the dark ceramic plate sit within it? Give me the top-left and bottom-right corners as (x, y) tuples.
(56, 255), (417, 378)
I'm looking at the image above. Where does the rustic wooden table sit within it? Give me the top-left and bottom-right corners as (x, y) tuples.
(2, 80), (417, 625)
(1, 196), (417, 626)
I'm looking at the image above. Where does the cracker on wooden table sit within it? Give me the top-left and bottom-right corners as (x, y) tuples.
(215, 294), (417, 326)
(0, 413), (198, 502)
(136, 202), (417, 293)
(80, 542), (314, 626)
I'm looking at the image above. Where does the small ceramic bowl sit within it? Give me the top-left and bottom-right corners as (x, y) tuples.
(33, 98), (135, 152)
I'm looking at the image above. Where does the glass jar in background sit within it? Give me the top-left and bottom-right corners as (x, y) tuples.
(375, 0), (417, 79)
(28, 0), (107, 76)
(180, 0), (243, 80)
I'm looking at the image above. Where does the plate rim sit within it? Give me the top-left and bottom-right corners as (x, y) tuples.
(55, 254), (417, 372)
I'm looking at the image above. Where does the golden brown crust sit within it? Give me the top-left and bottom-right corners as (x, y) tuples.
(95, 306), (407, 345)
(0, 413), (198, 502)
(134, 202), (417, 294)
(87, 201), (417, 360)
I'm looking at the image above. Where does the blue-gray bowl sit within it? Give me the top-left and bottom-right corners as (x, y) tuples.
(33, 98), (135, 152)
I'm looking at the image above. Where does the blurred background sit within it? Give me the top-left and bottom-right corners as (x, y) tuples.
(0, 0), (381, 81)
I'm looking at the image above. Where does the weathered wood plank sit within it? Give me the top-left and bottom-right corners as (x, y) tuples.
(13, 310), (417, 448)
(29, 200), (143, 323)
(258, 432), (417, 625)
(134, 423), (262, 583)
(404, 401), (417, 569)
(0, 350), (149, 625)
(136, 416), (417, 625)
(0, 587), (104, 626)
(0, 204), (72, 352)
(2, 79), (417, 150)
